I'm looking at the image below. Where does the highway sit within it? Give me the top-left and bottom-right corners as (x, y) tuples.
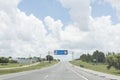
(0, 62), (119, 80)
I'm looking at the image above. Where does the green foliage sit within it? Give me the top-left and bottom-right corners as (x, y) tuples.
(0, 57), (9, 63)
(70, 60), (120, 76)
(106, 53), (120, 70)
(80, 65), (84, 67)
(92, 50), (105, 63)
(80, 51), (120, 70)
(80, 54), (92, 62)
(0, 61), (57, 75)
(9, 60), (18, 63)
(0, 57), (18, 64)
(80, 50), (105, 63)
(46, 55), (54, 61)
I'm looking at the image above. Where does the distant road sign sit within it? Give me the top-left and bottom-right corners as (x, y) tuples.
(54, 50), (68, 55)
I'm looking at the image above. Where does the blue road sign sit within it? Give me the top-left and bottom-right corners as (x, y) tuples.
(54, 50), (68, 55)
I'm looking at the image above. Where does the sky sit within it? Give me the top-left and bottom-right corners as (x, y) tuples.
(0, 0), (120, 60)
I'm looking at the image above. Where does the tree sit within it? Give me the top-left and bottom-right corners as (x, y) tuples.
(86, 54), (92, 62)
(80, 54), (87, 62)
(106, 53), (120, 70)
(92, 50), (105, 63)
(80, 53), (92, 62)
(9, 60), (18, 63)
(8, 56), (12, 60)
(0, 57), (9, 63)
(46, 55), (54, 62)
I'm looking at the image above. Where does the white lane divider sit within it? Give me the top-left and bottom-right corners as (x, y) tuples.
(66, 62), (88, 80)
(70, 69), (89, 80)
(44, 75), (48, 79)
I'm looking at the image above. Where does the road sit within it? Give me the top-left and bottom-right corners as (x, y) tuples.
(0, 62), (119, 80)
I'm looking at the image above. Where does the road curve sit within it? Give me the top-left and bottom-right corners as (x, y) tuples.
(0, 62), (119, 80)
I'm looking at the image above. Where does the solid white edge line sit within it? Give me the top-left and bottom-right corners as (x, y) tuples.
(70, 68), (89, 80)
(44, 75), (48, 79)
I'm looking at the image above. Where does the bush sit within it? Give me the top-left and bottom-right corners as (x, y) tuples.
(9, 60), (18, 63)
(80, 65), (84, 67)
(106, 53), (120, 70)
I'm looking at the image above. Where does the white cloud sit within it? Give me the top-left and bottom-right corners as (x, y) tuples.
(59, 0), (120, 53)
(1, 0), (120, 60)
(0, 0), (21, 9)
(0, 0), (47, 57)
(104, 0), (120, 20)
(90, 15), (120, 52)
(61, 24), (87, 42)
(60, 14), (120, 53)
(44, 16), (63, 40)
(59, 0), (91, 31)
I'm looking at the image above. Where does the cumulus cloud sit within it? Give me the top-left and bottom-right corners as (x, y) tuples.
(59, 0), (120, 53)
(44, 16), (63, 40)
(104, 0), (120, 20)
(0, 0), (47, 57)
(90, 15), (120, 52)
(0, 0), (66, 57)
(0, 0), (21, 8)
(1, 0), (120, 60)
(59, 0), (91, 31)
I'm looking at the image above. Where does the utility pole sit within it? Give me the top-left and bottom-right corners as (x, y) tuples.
(72, 51), (74, 67)
(72, 51), (74, 61)
(48, 51), (51, 63)
(96, 56), (98, 65)
(40, 54), (41, 62)
(29, 54), (32, 65)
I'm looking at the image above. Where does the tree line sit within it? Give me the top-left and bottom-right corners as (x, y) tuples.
(79, 50), (120, 70)
(0, 55), (56, 64)
(0, 57), (17, 64)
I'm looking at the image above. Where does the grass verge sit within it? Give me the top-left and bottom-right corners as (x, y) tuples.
(0, 63), (26, 68)
(0, 61), (57, 75)
(70, 60), (120, 76)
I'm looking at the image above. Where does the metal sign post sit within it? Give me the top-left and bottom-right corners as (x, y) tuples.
(72, 52), (74, 61)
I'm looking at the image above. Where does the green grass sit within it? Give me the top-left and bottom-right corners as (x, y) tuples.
(0, 61), (58, 75)
(70, 60), (120, 76)
(0, 63), (26, 68)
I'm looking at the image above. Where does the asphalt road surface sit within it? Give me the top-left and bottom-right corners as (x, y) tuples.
(0, 62), (119, 80)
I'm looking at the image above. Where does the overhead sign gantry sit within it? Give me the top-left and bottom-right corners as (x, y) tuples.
(54, 50), (68, 55)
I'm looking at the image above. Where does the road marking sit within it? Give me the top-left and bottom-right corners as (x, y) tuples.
(44, 75), (48, 79)
(70, 69), (88, 80)
(66, 62), (88, 80)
